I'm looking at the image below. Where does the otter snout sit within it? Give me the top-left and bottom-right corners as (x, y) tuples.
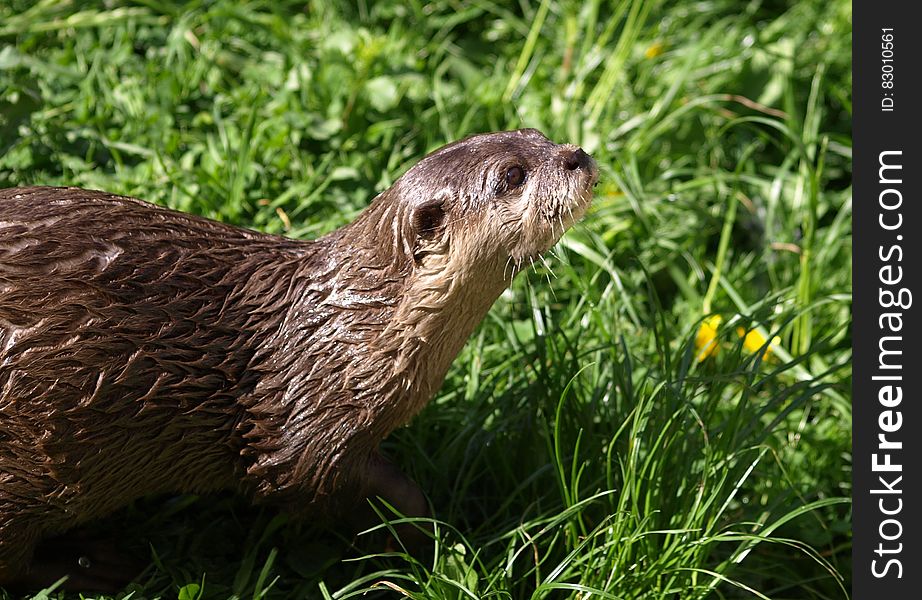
(559, 146), (599, 185)
(563, 148), (590, 171)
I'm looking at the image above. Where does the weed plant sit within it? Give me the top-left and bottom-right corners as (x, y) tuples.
(0, 1), (852, 598)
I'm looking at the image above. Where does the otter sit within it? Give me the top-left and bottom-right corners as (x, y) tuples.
(0, 128), (598, 587)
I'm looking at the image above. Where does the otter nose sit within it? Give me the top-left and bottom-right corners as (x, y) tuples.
(563, 148), (591, 171)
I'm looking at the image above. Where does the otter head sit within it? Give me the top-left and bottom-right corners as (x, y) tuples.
(322, 129), (599, 423)
(395, 128), (598, 287)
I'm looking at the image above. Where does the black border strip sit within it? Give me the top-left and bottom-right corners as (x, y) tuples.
(853, 2), (920, 596)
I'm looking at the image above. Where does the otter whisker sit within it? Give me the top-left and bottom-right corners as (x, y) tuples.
(504, 255), (516, 281)
(538, 254), (556, 282)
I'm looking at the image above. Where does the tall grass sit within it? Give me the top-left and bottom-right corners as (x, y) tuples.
(0, 0), (852, 598)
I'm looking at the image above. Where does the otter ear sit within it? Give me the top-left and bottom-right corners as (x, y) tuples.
(412, 196), (446, 240)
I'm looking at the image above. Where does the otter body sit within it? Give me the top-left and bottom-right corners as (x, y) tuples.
(0, 129), (597, 584)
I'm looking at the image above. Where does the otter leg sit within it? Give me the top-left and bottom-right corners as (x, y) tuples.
(359, 454), (431, 550)
(365, 454), (429, 518)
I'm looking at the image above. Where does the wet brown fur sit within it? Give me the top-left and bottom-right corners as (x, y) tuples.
(0, 128), (597, 582)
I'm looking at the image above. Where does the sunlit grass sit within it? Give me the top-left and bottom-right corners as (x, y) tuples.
(1, 0), (851, 598)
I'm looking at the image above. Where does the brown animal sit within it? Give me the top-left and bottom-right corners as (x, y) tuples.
(0, 128), (597, 587)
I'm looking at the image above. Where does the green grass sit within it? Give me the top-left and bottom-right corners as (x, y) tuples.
(0, 0), (852, 598)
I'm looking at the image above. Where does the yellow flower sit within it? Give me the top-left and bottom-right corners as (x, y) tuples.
(644, 41), (664, 59)
(736, 327), (780, 358)
(695, 315), (722, 362)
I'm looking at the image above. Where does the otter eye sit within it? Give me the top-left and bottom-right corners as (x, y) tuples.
(505, 166), (526, 187)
